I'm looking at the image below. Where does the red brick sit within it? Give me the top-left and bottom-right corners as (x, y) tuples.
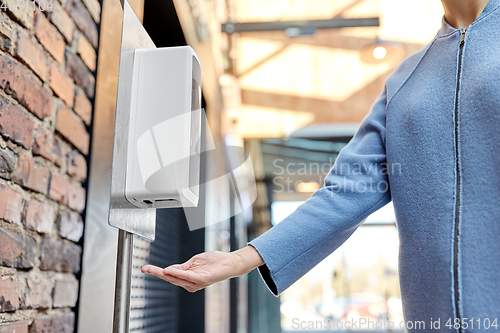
(82, 0), (100, 23)
(0, 321), (29, 333)
(68, 181), (85, 212)
(53, 278), (78, 307)
(0, 52), (52, 119)
(49, 174), (85, 212)
(76, 34), (95, 72)
(57, 210), (83, 241)
(67, 151), (86, 182)
(50, 0), (75, 42)
(65, 48), (95, 98)
(73, 90), (91, 125)
(0, 13), (13, 52)
(30, 313), (74, 333)
(0, 228), (36, 268)
(0, 148), (17, 180)
(0, 99), (34, 149)
(15, 31), (48, 82)
(49, 66), (75, 107)
(55, 106), (89, 154)
(22, 276), (52, 309)
(66, 0), (97, 47)
(12, 155), (50, 194)
(0, 1), (33, 29)
(0, 34), (10, 52)
(32, 129), (63, 166)
(25, 199), (55, 234)
(0, 184), (22, 224)
(35, 11), (65, 63)
(48, 174), (67, 204)
(0, 275), (18, 312)
(40, 239), (81, 273)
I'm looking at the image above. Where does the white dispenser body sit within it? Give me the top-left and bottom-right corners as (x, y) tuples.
(124, 46), (201, 209)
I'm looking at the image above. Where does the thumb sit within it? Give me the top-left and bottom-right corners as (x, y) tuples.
(163, 264), (184, 275)
(164, 266), (204, 285)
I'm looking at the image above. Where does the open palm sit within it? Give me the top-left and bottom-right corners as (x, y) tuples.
(141, 251), (242, 292)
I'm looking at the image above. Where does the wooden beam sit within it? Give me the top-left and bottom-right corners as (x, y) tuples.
(241, 68), (393, 123)
(239, 29), (425, 54)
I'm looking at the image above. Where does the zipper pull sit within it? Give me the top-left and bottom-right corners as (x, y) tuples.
(460, 28), (467, 44)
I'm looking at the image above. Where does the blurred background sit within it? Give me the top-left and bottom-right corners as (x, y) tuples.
(0, 0), (444, 332)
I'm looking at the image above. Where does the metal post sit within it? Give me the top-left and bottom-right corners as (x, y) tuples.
(113, 229), (134, 333)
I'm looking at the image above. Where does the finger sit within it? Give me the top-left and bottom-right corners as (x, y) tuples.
(143, 265), (199, 292)
(141, 265), (165, 279)
(170, 260), (193, 271)
(163, 266), (205, 285)
(163, 264), (183, 273)
(162, 273), (199, 292)
(180, 259), (193, 270)
(141, 264), (161, 273)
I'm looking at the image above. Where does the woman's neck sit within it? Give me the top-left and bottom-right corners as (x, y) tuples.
(441, 0), (490, 29)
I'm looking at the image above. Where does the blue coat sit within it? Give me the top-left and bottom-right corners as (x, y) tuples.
(249, 1), (500, 331)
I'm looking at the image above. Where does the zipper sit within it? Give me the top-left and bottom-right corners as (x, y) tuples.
(453, 27), (466, 333)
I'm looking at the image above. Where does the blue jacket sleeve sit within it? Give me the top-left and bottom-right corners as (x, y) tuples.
(248, 87), (392, 296)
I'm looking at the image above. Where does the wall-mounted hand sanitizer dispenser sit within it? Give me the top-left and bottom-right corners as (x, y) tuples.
(124, 46), (202, 209)
(109, 7), (204, 331)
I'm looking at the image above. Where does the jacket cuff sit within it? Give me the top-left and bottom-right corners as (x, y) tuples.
(248, 242), (280, 296)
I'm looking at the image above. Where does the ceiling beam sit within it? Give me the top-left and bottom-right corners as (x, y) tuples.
(236, 32), (425, 79)
(241, 68), (393, 123)
(238, 44), (290, 78)
(239, 30), (425, 54)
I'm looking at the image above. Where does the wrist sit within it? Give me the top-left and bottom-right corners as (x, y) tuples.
(231, 245), (265, 277)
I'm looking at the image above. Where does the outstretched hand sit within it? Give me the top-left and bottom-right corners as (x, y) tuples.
(141, 246), (264, 293)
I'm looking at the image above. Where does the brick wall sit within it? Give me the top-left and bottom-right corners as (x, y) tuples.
(0, 0), (99, 331)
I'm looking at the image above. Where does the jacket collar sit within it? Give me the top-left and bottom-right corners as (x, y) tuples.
(437, 0), (500, 37)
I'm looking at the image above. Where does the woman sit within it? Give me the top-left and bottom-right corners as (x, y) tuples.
(143, 0), (500, 331)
